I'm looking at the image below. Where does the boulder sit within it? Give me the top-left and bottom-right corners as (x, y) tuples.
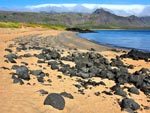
(114, 89), (127, 97)
(120, 49), (150, 61)
(110, 84), (121, 91)
(128, 87), (140, 95)
(44, 93), (65, 110)
(120, 98), (140, 111)
(5, 53), (18, 63)
(16, 66), (30, 80)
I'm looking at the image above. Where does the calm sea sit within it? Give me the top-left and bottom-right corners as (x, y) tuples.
(78, 30), (150, 51)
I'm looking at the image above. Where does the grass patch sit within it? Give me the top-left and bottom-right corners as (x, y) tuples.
(0, 22), (66, 30)
(0, 22), (21, 28)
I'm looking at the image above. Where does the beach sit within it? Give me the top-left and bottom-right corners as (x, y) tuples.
(0, 27), (150, 113)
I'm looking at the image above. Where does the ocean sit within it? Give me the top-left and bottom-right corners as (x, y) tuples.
(78, 30), (150, 51)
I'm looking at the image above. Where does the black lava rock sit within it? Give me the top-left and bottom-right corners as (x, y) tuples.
(120, 98), (140, 111)
(128, 87), (140, 95)
(38, 89), (48, 95)
(114, 89), (127, 97)
(78, 72), (90, 79)
(66, 27), (94, 33)
(102, 91), (113, 95)
(5, 53), (17, 63)
(110, 84), (121, 91)
(120, 49), (150, 61)
(51, 64), (59, 70)
(12, 75), (24, 85)
(0, 66), (9, 70)
(44, 93), (65, 110)
(60, 92), (74, 99)
(37, 77), (44, 83)
(110, 57), (124, 67)
(30, 70), (43, 75)
(94, 92), (100, 96)
(16, 66), (30, 80)
(5, 48), (12, 53)
(24, 53), (32, 57)
(37, 60), (45, 63)
(21, 62), (28, 65)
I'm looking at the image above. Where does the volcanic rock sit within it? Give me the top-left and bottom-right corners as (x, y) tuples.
(44, 93), (65, 110)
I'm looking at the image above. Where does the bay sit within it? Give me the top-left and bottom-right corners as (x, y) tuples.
(78, 30), (150, 51)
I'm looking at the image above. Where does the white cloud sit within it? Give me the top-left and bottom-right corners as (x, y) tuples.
(25, 4), (150, 16)
(26, 4), (77, 9)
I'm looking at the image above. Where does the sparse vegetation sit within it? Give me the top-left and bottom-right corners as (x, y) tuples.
(0, 22), (21, 28)
(0, 10), (150, 29)
(0, 22), (66, 30)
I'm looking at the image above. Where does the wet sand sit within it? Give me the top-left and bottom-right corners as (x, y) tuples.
(0, 28), (150, 113)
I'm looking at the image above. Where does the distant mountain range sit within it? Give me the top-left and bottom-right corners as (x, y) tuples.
(1, 4), (149, 17)
(0, 8), (150, 28)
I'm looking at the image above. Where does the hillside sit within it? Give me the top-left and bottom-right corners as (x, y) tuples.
(0, 9), (150, 29)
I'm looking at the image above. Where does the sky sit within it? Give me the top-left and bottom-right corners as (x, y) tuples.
(0, 0), (150, 7)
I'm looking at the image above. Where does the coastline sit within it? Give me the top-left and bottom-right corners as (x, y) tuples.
(0, 28), (150, 113)
(77, 29), (150, 52)
(59, 31), (128, 52)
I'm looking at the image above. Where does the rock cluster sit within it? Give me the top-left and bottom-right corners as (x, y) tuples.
(120, 49), (150, 61)
(4, 36), (150, 112)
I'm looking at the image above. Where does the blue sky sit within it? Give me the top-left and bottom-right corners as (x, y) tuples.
(0, 0), (150, 7)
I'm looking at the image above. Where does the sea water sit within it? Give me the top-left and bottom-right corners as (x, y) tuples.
(78, 30), (150, 51)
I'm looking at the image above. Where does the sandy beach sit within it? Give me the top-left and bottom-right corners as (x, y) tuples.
(0, 27), (150, 113)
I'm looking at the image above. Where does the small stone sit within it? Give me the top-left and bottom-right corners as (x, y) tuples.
(37, 77), (44, 83)
(38, 89), (48, 95)
(47, 79), (52, 83)
(102, 91), (113, 95)
(57, 75), (62, 79)
(24, 53), (32, 57)
(95, 92), (100, 96)
(60, 92), (74, 99)
(21, 62), (28, 65)
(30, 70), (43, 75)
(12, 75), (24, 85)
(5, 48), (12, 53)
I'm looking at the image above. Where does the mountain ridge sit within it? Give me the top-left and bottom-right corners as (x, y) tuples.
(24, 4), (150, 17)
(0, 8), (150, 29)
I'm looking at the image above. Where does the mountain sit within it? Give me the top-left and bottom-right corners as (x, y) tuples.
(24, 4), (149, 17)
(0, 9), (150, 28)
(89, 9), (150, 27)
(1, 4), (150, 17)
